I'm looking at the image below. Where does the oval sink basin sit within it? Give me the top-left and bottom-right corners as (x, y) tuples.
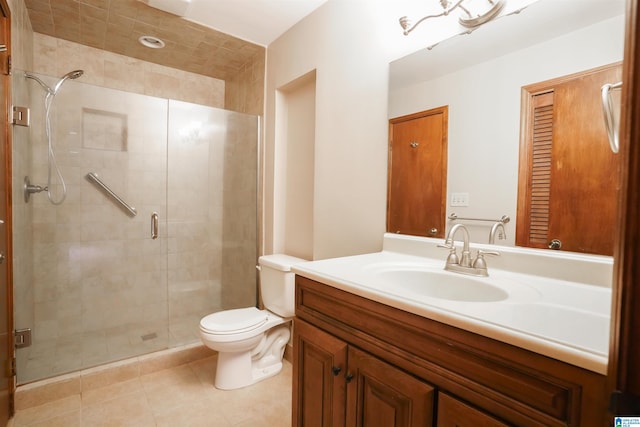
(374, 269), (509, 302)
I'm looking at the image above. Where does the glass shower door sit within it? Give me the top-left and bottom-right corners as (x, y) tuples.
(16, 73), (169, 383)
(13, 72), (259, 384)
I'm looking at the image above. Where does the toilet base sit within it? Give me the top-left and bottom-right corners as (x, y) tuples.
(215, 353), (284, 390)
(213, 324), (290, 390)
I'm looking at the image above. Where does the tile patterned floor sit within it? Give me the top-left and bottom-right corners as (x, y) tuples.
(13, 357), (292, 427)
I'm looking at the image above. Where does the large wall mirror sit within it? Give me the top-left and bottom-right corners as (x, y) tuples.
(388, 0), (625, 254)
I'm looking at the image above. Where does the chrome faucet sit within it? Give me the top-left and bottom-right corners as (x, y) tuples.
(439, 224), (499, 276)
(443, 223), (472, 267)
(489, 221), (506, 244)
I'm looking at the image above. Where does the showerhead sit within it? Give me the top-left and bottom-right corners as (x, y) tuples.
(66, 70), (84, 79)
(25, 69), (84, 95)
(52, 70), (84, 94)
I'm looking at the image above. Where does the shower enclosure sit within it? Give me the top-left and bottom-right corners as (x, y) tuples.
(12, 71), (259, 384)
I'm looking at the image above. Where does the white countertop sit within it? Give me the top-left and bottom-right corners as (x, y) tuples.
(292, 234), (612, 375)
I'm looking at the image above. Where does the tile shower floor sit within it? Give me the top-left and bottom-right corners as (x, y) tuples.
(13, 357), (292, 426)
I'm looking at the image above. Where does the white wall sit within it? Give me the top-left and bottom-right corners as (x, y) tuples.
(262, 0), (570, 259)
(264, 0), (470, 259)
(279, 72), (316, 260)
(265, 2), (391, 259)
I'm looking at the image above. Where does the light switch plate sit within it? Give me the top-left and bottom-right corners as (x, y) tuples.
(451, 192), (469, 207)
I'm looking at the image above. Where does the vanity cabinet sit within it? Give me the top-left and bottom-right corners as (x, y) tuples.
(294, 318), (435, 427)
(293, 318), (347, 426)
(293, 275), (608, 427)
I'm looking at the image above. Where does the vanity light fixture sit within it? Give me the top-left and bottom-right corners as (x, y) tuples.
(399, 0), (506, 36)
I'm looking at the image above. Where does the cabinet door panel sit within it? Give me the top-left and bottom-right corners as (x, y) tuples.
(294, 319), (348, 427)
(346, 347), (434, 427)
(437, 393), (509, 427)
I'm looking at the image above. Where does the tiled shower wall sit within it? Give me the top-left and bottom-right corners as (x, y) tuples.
(12, 23), (259, 383)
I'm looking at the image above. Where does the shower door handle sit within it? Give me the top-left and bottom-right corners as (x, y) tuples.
(151, 212), (158, 239)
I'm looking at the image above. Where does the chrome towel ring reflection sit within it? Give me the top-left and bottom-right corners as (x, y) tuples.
(601, 81), (622, 153)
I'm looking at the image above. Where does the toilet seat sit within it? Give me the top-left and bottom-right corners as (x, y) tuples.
(200, 307), (269, 335)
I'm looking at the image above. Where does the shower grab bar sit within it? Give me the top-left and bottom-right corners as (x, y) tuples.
(85, 172), (137, 217)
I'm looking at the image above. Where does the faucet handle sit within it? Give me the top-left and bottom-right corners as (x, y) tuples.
(477, 249), (500, 257)
(472, 249), (500, 270)
(438, 241), (459, 265)
(437, 241), (454, 249)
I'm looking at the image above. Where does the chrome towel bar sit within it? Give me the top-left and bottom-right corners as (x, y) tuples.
(85, 172), (137, 217)
(448, 213), (510, 224)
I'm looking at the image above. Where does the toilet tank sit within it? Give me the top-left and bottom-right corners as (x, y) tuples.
(258, 254), (307, 317)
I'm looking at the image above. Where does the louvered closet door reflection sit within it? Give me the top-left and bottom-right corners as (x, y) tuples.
(527, 92), (554, 248)
(520, 65), (621, 255)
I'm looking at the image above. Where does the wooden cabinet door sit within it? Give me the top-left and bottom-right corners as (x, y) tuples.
(388, 107), (448, 238)
(293, 318), (348, 427)
(437, 394), (508, 427)
(346, 347), (434, 427)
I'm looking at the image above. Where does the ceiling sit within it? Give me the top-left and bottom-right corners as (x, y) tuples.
(24, 0), (327, 81)
(175, 0), (327, 46)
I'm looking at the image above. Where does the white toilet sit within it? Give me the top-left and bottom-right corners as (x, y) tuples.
(199, 254), (306, 390)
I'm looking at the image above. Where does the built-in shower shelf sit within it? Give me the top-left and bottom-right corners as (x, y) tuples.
(82, 108), (127, 151)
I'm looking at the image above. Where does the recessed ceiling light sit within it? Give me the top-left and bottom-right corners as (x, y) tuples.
(138, 35), (165, 49)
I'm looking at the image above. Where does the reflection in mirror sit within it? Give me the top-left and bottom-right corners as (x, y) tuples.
(517, 63), (622, 256)
(399, 0), (507, 36)
(388, 0), (625, 249)
(387, 107), (448, 238)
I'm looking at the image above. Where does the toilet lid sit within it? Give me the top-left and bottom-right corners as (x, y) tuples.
(200, 307), (269, 334)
